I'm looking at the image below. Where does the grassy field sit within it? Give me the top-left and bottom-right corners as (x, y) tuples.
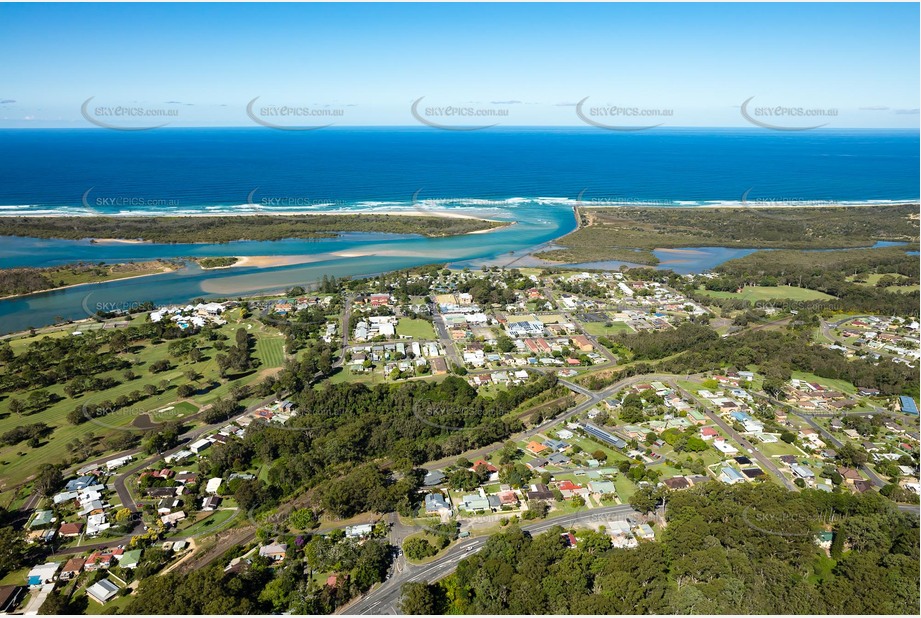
(790, 371), (858, 396)
(757, 440), (803, 458)
(166, 508), (237, 539)
(582, 320), (635, 336)
(254, 333), (286, 368)
(697, 286), (836, 303)
(401, 531), (453, 565)
(847, 272), (920, 293)
(396, 318), (436, 340)
(0, 310), (288, 502)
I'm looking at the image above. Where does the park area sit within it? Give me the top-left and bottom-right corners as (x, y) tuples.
(0, 309), (289, 506)
(697, 285), (836, 303)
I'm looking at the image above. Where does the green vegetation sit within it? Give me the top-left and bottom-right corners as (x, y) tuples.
(0, 309), (287, 498)
(0, 260), (178, 297)
(0, 214), (502, 244)
(405, 483), (919, 614)
(698, 285), (836, 303)
(536, 204), (918, 264)
(700, 246), (919, 316)
(125, 535), (393, 614)
(582, 320), (635, 336)
(579, 327), (918, 398)
(196, 256), (239, 269)
(396, 318), (436, 340)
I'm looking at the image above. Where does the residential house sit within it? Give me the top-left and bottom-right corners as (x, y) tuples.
(0, 585), (24, 614)
(557, 480), (584, 499)
(57, 522), (83, 538)
(424, 493), (452, 515)
(86, 579), (120, 605)
(460, 491), (491, 512)
(26, 563), (60, 587)
(259, 542), (288, 561)
(202, 496), (223, 511)
(119, 549), (142, 570)
(423, 470), (446, 486)
(634, 523), (656, 541)
(719, 467), (746, 485)
(60, 558), (85, 581)
(345, 524), (374, 538)
(160, 511), (186, 527)
(588, 480), (616, 495)
(662, 477), (691, 490)
(526, 483), (554, 501)
(791, 465), (815, 483)
(188, 438), (212, 454)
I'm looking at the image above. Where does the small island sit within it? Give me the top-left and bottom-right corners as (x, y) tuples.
(195, 257), (240, 269)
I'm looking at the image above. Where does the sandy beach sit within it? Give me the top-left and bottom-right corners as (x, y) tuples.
(6, 208), (503, 222)
(90, 238), (151, 244)
(231, 255), (332, 268)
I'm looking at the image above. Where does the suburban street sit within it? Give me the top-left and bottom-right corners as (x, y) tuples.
(670, 379), (798, 491)
(343, 505), (638, 615)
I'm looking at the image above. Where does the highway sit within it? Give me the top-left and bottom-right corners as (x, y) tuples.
(343, 505), (638, 615)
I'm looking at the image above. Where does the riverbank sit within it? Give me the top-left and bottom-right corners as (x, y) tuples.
(0, 262), (180, 300)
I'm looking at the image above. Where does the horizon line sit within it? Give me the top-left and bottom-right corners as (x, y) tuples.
(0, 125), (918, 131)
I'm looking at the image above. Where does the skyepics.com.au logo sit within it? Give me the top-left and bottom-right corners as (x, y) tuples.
(410, 97), (511, 131)
(740, 188), (838, 221)
(81, 292), (153, 320)
(575, 189), (675, 207)
(245, 188), (350, 210)
(81, 402), (185, 433)
(740, 97), (838, 131)
(411, 188), (510, 213)
(755, 299), (843, 313)
(82, 187), (180, 212)
(246, 97), (345, 130)
(575, 97), (673, 131)
(81, 97), (181, 130)
(412, 400), (476, 433)
(741, 506), (840, 537)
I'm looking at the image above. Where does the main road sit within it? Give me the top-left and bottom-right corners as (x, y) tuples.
(342, 505), (638, 615)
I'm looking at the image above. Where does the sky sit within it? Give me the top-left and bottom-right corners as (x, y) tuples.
(0, 2), (918, 128)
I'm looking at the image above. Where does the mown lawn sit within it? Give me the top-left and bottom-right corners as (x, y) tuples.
(582, 321), (635, 336)
(0, 315), (289, 501)
(698, 285), (835, 303)
(790, 371), (858, 396)
(254, 333), (286, 368)
(396, 318), (436, 340)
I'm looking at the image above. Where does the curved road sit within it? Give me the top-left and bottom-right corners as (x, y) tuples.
(342, 505), (638, 615)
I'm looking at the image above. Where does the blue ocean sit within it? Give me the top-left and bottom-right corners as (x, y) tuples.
(0, 128), (917, 334)
(0, 127), (917, 213)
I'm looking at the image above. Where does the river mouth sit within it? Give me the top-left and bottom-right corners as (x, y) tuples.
(1, 206), (916, 336)
(0, 201), (576, 334)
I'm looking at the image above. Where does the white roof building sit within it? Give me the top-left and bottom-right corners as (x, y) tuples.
(86, 578), (120, 604)
(205, 477), (223, 494)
